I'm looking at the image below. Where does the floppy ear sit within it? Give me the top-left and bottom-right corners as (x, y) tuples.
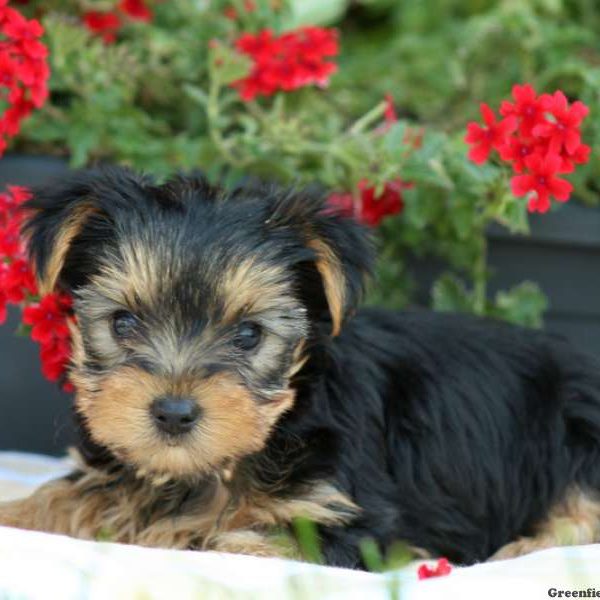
(266, 187), (375, 336)
(23, 167), (150, 294)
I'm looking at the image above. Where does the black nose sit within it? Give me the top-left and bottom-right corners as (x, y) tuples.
(151, 397), (201, 436)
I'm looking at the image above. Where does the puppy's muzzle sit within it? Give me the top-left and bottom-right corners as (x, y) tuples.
(151, 396), (202, 436)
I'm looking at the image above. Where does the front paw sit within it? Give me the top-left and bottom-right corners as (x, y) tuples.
(489, 537), (545, 561)
(0, 499), (31, 530)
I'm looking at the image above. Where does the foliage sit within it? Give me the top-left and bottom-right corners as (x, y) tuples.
(7, 0), (600, 326)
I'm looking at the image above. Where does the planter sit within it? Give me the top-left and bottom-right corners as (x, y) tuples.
(0, 156), (72, 455)
(488, 203), (600, 358)
(412, 201), (600, 359)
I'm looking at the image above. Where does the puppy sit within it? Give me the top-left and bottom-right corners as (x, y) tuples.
(1, 167), (600, 568)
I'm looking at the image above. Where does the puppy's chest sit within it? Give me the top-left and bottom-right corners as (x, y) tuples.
(72, 467), (358, 553)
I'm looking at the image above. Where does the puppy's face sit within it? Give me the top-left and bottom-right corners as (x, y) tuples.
(25, 170), (371, 479)
(70, 241), (308, 478)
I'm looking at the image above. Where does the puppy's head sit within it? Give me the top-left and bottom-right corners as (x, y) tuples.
(24, 168), (372, 479)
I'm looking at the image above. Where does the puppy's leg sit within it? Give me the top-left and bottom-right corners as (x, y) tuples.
(491, 488), (600, 560)
(208, 530), (298, 558)
(0, 476), (95, 537)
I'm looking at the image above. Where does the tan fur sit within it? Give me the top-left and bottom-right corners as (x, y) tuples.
(288, 338), (308, 379)
(71, 367), (295, 478)
(35, 203), (98, 295)
(208, 530), (296, 558)
(94, 240), (163, 309)
(491, 488), (600, 560)
(218, 257), (293, 324)
(307, 238), (345, 336)
(0, 453), (357, 558)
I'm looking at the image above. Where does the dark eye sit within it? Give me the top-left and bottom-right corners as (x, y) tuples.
(234, 321), (262, 351)
(112, 310), (138, 338)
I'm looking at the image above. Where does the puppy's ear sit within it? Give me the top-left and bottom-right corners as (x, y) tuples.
(23, 167), (149, 294)
(266, 188), (374, 336)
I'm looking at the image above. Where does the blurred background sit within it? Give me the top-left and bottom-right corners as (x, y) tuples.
(2, 0), (600, 454)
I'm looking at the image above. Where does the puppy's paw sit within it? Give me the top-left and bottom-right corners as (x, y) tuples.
(208, 530), (299, 559)
(489, 537), (548, 561)
(0, 499), (32, 530)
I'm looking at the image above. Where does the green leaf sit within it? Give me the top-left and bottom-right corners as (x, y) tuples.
(450, 201), (476, 239)
(15, 324), (32, 338)
(285, 0), (349, 27)
(183, 84), (209, 107)
(383, 121), (408, 155)
(359, 538), (385, 573)
(292, 517), (323, 564)
(494, 193), (530, 235)
(492, 282), (548, 328)
(209, 40), (253, 86)
(432, 273), (473, 313)
(95, 527), (115, 542)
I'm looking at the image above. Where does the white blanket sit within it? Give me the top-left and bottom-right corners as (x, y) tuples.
(0, 452), (597, 599)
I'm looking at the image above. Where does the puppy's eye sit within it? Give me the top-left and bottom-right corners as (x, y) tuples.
(112, 310), (138, 338)
(234, 321), (262, 351)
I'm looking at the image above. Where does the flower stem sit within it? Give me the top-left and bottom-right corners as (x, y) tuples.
(348, 101), (386, 135)
(206, 73), (246, 168)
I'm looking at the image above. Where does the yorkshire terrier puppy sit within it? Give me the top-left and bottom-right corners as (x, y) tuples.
(1, 166), (600, 568)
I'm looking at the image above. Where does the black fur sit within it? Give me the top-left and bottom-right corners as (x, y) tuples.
(24, 167), (600, 568)
(266, 309), (600, 566)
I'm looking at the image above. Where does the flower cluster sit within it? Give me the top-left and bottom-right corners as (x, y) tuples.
(23, 293), (73, 388)
(231, 26), (339, 101)
(328, 179), (410, 227)
(417, 557), (452, 580)
(465, 84), (590, 213)
(0, 0), (49, 155)
(0, 185), (73, 390)
(83, 0), (153, 44)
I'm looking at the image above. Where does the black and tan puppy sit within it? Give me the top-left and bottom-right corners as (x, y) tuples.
(1, 167), (600, 567)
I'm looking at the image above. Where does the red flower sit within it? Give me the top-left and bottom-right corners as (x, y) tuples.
(235, 30), (275, 61)
(500, 84), (549, 137)
(0, 3), (49, 154)
(560, 142), (591, 174)
(327, 191), (355, 218)
(83, 11), (121, 44)
(0, 182), (74, 386)
(1, 258), (37, 303)
(0, 215), (23, 258)
(466, 84), (590, 213)
(418, 558), (452, 580)
(0, 286), (6, 324)
(40, 336), (71, 383)
(328, 179), (410, 227)
(223, 6), (238, 20)
(0, 50), (17, 89)
(119, 0), (153, 23)
(22, 293), (72, 345)
(533, 91), (589, 156)
(0, 92), (35, 136)
(232, 27), (339, 101)
(6, 184), (30, 206)
(0, 184), (30, 219)
(511, 153), (573, 213)
(384, 93), (398, 125)
(498, 137), (539, 173)
(464, 103), (517, 165)
(360, 179), (407, 227)
(375, 93), (399, 134)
